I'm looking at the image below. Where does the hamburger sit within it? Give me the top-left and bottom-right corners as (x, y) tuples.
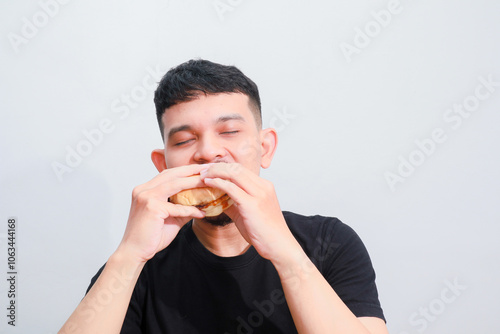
(170, 186), (234, 217)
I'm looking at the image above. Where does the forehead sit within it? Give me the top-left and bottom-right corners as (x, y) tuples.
(161, 93), (256, 131)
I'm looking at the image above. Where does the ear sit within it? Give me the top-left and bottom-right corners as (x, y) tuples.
(260, 128), (278, 169)
(151, 149), (167, 173)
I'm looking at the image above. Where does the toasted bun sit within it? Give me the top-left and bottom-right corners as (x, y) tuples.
(170, 187), (234, 217)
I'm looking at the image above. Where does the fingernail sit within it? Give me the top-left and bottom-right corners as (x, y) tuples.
(200, 168), (208, 178)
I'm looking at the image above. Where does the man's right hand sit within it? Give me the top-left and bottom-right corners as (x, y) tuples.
(118, 163), (209, 264)
(59, 164), (208, 334)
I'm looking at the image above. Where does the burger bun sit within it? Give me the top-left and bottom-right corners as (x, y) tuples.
(170, 187), (234, 217)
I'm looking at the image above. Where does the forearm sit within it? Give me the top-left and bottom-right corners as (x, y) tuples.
(59, 248), (145, 334)
(273, 245), (371, 334)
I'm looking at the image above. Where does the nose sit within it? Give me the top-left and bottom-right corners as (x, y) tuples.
(192, 134), (226, 163)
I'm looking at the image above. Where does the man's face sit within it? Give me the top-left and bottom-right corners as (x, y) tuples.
(161, 93), (263, 174)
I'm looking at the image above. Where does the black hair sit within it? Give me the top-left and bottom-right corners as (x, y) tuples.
(154, 59), (262, 140)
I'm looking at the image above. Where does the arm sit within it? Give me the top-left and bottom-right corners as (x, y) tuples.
(59, 248), (145, 334)
(201, 163), (388, 334)
(59, 164), (208, 334)
(273, 243), (388, 334)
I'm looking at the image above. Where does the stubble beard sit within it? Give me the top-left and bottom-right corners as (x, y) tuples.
(202, 212), (233, 227)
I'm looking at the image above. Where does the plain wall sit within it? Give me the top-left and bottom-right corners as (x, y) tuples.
(1, 0), (499, 333)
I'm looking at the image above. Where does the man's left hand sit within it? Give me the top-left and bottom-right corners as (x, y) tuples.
(200, 162), (301, 262)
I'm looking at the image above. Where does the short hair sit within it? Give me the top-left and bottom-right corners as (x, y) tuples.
(154, 59), (262, 141)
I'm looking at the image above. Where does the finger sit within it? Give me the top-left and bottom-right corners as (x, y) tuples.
(203, 177), (250, 207)
(136, 164), (210, 195)
(167, 203), (206, 219)
(201, 163), (261, 196)
(161, 163), (212, 178)
(162, 175), (206, 198)
(145, 175), (206, 202)
(144, 164), (211, 189)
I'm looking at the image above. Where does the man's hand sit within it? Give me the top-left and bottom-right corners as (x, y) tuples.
(200, 163), (387, 334)
(119, 163), (210, 264)
(59, 164), (210, 334)
(200, 163), (300, 262)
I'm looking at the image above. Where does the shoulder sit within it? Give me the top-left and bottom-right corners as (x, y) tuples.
(87, 223), (193, 294)
(283, 211), (360, 246)
(282, 211), (371, 273)
(283, 212), (385, 320)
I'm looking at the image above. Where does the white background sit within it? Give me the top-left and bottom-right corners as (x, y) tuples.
(1, 0), (499, 333)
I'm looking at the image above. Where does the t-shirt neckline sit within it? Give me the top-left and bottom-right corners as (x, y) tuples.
(183, 221), (259, 270)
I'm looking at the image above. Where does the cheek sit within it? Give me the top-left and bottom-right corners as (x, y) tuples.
(232, 138), (261, 163)
(165, 150), (190, 168)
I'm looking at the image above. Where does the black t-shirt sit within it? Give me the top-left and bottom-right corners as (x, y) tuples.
(87, 211), (385, 333)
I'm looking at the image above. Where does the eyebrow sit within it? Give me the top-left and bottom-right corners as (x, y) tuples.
(215, 113), (245, 123)
(167, 125), (192, 140)
(167, 114), (246, 140)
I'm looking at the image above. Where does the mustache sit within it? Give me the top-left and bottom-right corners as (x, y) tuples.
(211, 159), (229, 164)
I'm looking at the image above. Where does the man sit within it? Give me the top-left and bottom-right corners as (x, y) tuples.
(60, 59), (388, 333)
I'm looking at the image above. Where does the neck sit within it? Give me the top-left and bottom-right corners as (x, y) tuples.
(192, 219), (250, 257)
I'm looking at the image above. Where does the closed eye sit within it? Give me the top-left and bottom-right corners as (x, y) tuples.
(221, 130), (239, 135)
(174, 138), (195, 146)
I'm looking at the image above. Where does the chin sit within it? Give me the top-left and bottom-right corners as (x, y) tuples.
(202, 212), (233, 227)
